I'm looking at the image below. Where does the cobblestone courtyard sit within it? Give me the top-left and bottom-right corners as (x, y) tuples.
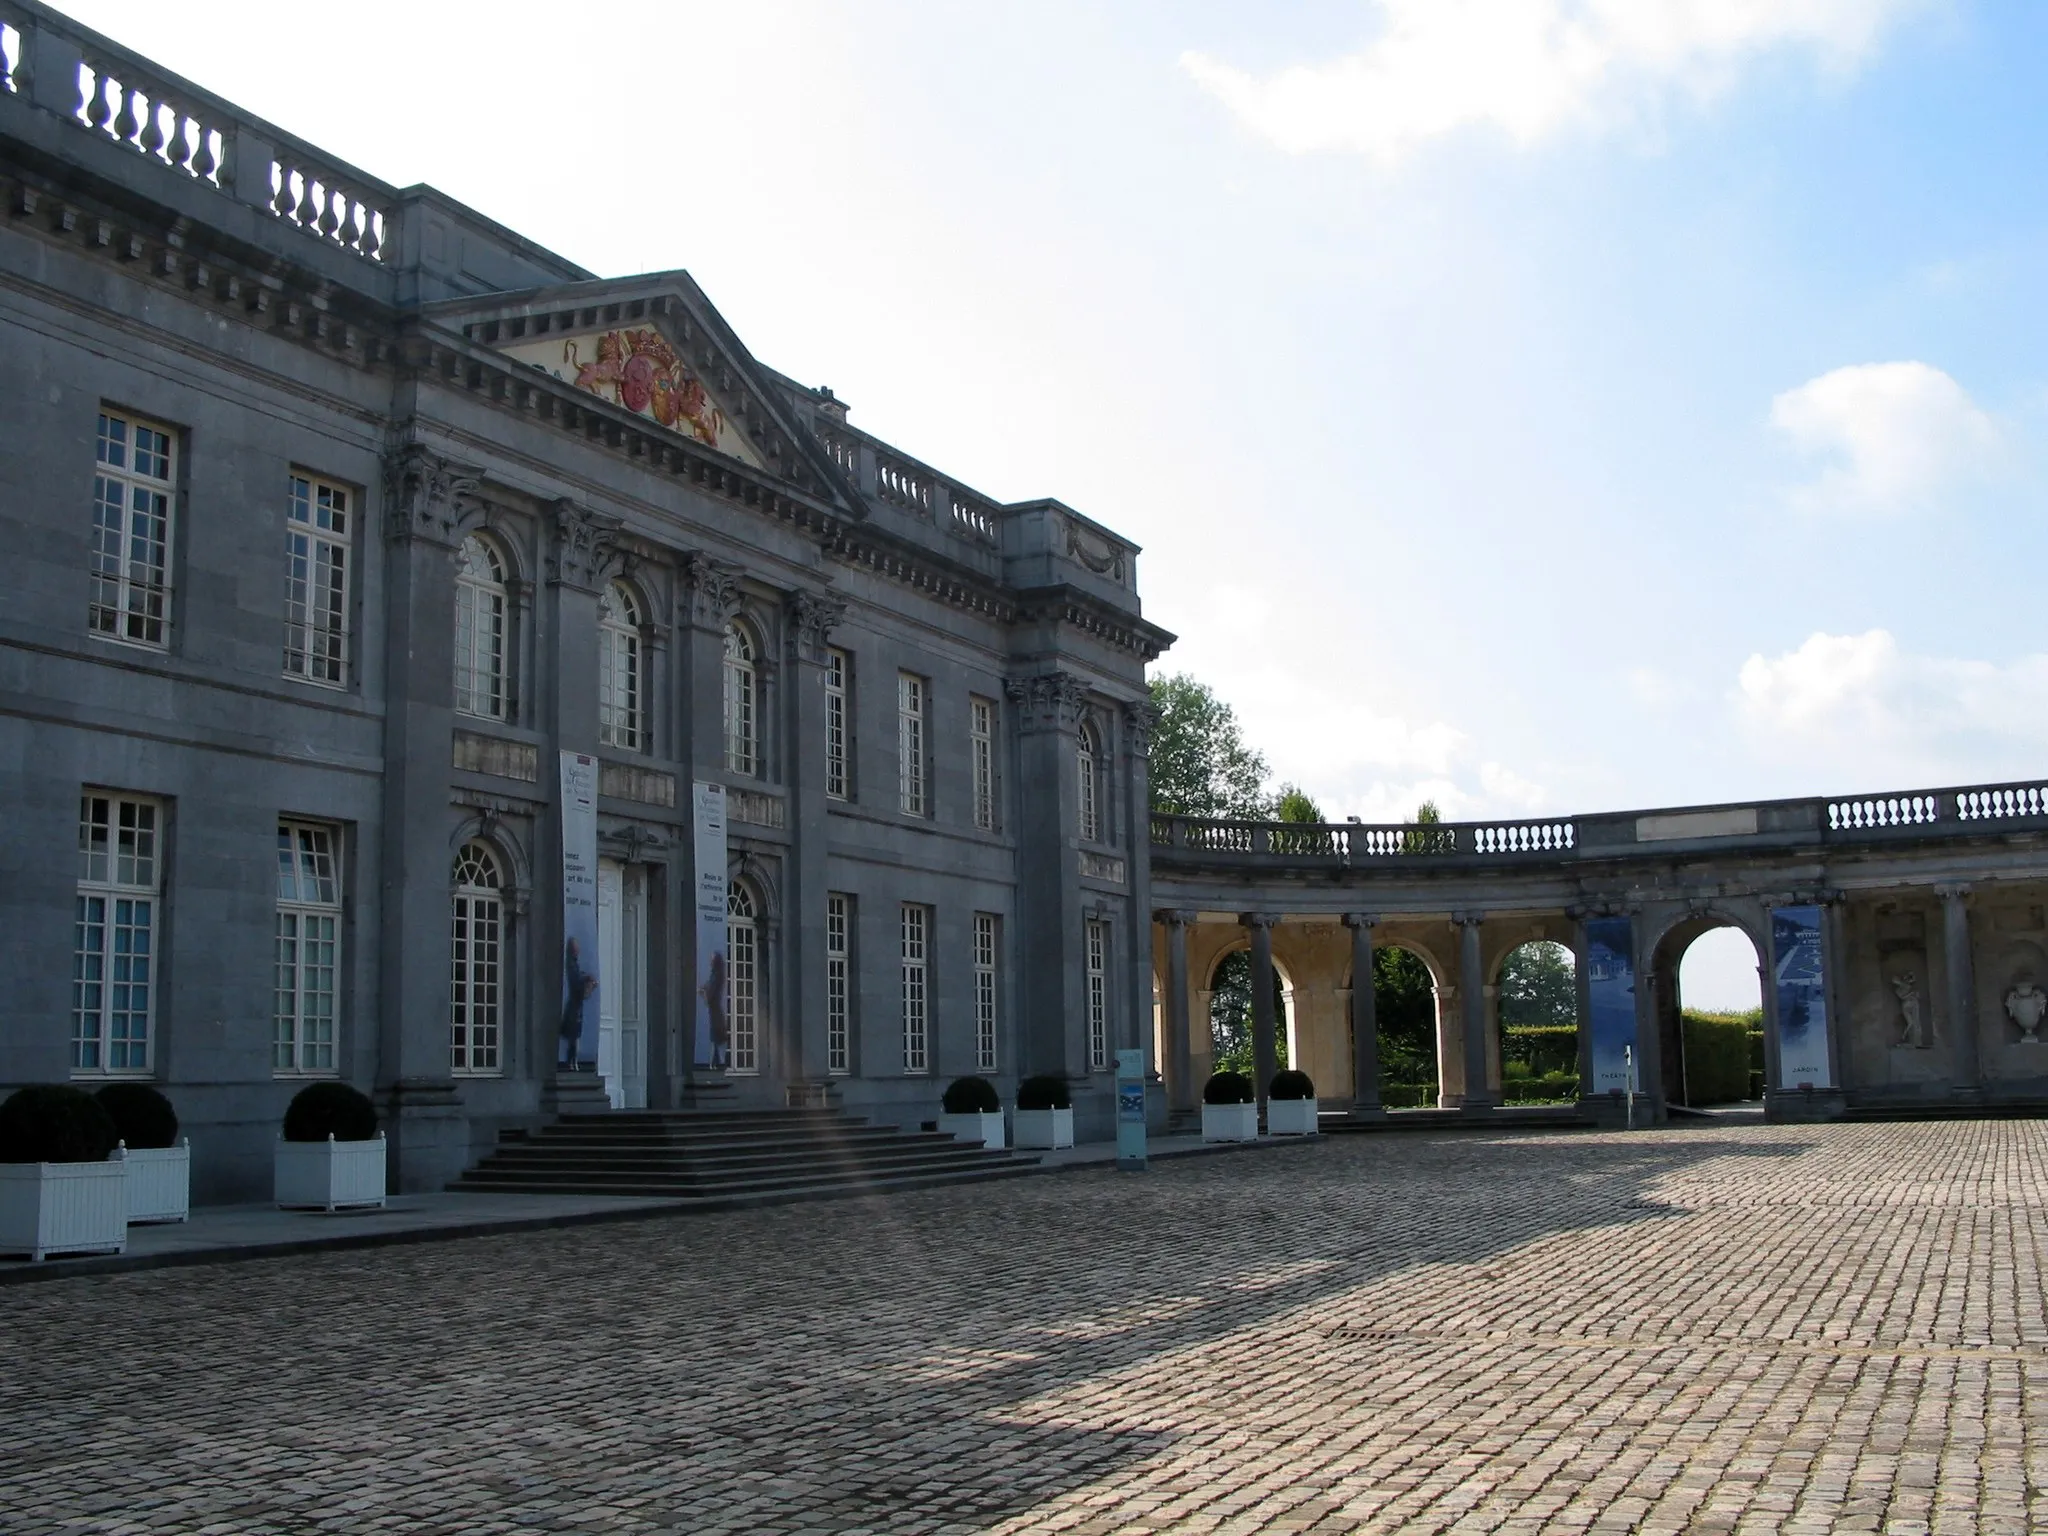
(4, 1122), (2045, 1535)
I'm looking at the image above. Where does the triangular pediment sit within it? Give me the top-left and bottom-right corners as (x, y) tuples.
(499, 323), (764, 466)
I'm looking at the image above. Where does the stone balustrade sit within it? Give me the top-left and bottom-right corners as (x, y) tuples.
(1153, 773), (2048, 869)
(1, 0), (392, 263)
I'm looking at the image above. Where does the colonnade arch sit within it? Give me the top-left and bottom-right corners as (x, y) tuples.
(1644, 909), (1768, 1108)
(1493, 937), (1582, 1105)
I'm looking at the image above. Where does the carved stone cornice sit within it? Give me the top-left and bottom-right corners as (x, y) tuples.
(381, 444), (483, 548)
(681, 553), (744, 632)
(1121, 698), (1160, 758)
(1003, 671), (1088, 733)
(546, 499), (625, 593)
(785, 588), (848, 665)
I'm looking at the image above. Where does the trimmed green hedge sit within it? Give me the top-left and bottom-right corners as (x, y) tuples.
(1502, 1025), (1578, 1076)
(1682, 1010), (1763, 1105)
(1501, 1072), (1580, 1104)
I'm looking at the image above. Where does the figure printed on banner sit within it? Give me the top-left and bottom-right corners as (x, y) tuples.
(559, 936), (599, 1071)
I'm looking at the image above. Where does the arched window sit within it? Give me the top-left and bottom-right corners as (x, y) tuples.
(450, 841), (504, 1075)
(727, 881), (760, 1073)
(598, 582), (643, 751)
(723, 621), (758, 775)
(1077, 721), (1102, 842)
(454, 535), (508, 720)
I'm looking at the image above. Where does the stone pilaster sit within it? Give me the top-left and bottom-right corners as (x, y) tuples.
(1939, 883), (1979, 1096)
(1455, 914), (1493, 1110)
(1243, 913), (1279, 1105)
(1005, 672), (1089, 1079)
(783, 588), (846, 1095)
(1160, 910), (1195, 1115)
(1122, 699), (1158, 1066)
(1345, 913), (1382, 1116)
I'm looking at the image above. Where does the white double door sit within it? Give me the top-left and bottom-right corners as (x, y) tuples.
(595, 859), (648, 1110)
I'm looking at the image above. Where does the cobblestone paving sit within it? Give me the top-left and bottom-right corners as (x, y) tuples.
(4, 1122), (2046, 1535)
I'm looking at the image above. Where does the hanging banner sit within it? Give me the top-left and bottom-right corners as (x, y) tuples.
(1772, 905), (1833, 1088)
(1584, 916), (1636, 1095)
(692, 781), (729, 1070)
(558, 751), (601, 1071)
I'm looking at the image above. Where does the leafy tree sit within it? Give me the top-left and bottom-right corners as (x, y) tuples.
(1498, 942), (1577, 1030)
(1208, 950), (1289, 1076)
(1373, 946), (1438, 1088)
(1274, 784), (1323, 824)
(1414, 800), (1441, 824)
(1148, 674), (1271, 820)
(1404, 797), (1450, 853)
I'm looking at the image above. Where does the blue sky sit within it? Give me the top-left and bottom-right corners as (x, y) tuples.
(57, 0), (2043, 1003)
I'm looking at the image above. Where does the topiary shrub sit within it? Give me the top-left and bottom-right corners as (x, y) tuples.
(0, 1085), (120, 1164)
(1016, 1074), (1072, 1111)
(282, 1081), (378, 1143)
(942, 1075), (1000, 1114)
(95, 1082), (179, 1149)
(1268, 1069), (1315, 1101)
(1203, 1070), (1253, 1105)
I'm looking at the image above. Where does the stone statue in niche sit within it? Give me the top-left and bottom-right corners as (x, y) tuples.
(2004, 982), (2047, 1044)
(1892, 972), (1928, 1048)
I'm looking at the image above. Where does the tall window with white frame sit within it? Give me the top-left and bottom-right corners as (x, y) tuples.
(598, 582), (643, 751)
(724, 621), (758, 775)
(825, 647), (850, 800)
(274, 821), (342, 1075)
(282, 474), (350, 687)
(901, 903), (929, 1074)
(898, 673), (927, 816)
(973, 912), (999, 1073)
(73, 792), (161, 1075)
(453, 534), (509, 720)
(90, 409), (176, 647)
(826, 892), (852, 1074)
(1086, 917), (1110, 1072)
(728, 882), (760, 1073)
(971, 695), (997, 831)
(1077, 720), (1101, 842)
(449, 842), (504, 1075)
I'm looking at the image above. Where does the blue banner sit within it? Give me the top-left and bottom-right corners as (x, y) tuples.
(558, 752), (601, 1070)
(1585, 916), (1635, 1095)
(1772, 905), (1832, 1089)
(1115, 1048), (1147, 1171)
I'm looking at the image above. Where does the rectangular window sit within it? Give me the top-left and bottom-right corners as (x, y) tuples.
(897, 672), (926, 817)
(90, 409), (176, 648)
(971, 695), (996, 832)
(73, 792), (162, 1074)
(901, 903), (929, 1074)
(283, 474), (351, 687)
(973, 912), (998, 1073)
(1086, 918), (1110, 1072)
(275, 821), (342, 1075)
(827, 893), (851, 1074)
(826, 647), (850, 801)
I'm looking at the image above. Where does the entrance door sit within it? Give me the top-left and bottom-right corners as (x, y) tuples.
(596, 860), (649, 1110)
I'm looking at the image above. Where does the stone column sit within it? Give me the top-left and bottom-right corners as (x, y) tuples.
(1123, 701), (1160, 1067)
(782, 590), (845, 1101)
(1456, 914), (1493, 1110)
(1244, 913), (1278, 1105)
(1822, 895), (1850, 1092)
(1007, 673), (1089, 1081)
(376, 446), (480, 1190)
(1161, 910), (1196, 1115)
(1345, 914), (1382, 1115)
(1939, 883), (1979, 1097)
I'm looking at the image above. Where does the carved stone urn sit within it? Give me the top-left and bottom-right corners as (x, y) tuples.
(2005, 983), (2047, 1044)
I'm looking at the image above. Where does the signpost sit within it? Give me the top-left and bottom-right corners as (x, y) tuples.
(1114, 1048), (1147, 1171)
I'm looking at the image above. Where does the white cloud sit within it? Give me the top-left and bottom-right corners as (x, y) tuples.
(1180, 0), (1923, 162)
(1736, 629), (2048, 786)
(1770, 361), (1996, 514)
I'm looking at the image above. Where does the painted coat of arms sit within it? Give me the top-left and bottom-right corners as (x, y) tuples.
(565, 329), (726, 447)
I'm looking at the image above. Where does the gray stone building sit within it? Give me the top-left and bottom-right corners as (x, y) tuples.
(0, 3), (1170, 1199)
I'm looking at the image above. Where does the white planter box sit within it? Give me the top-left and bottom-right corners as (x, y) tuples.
(938, 1110), (1006, 1150)
(116, 1140), (190, 1223)
(1266, 1097), (1320, 1136)
(1202, 1101), (1259, 1142)
(0, 1161), (128, 1261)
(275, 1134), (387, 1212)
(1012, 1107), (1074, 1150)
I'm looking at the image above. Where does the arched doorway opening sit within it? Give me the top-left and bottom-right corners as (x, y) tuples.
(1371, 945), (1441, 1109)
(1650, 919), (1765, 1106)
(1207, 949), (1293, 1079)
(1496, 940), (1579, 1104)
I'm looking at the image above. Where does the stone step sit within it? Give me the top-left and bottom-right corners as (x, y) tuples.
(450, 1161), (1043, 1203)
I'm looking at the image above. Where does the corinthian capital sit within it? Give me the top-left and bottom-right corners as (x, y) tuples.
(545, 499), (625, 592)
(1003, 670), (1088, 733)
(785, 588), (848, 664)
(381, 443), (483, 547)
(682, 552), (744, 631)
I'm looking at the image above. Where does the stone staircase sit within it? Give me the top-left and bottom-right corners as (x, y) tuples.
(450, 1107), (1038, 1204)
